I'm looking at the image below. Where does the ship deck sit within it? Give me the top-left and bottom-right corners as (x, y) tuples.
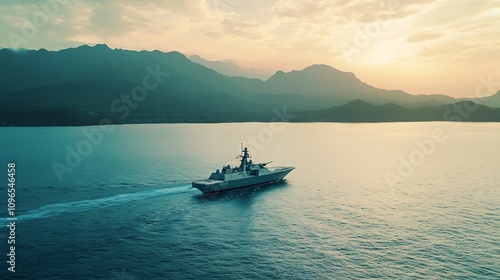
(192, 179), (223, 186)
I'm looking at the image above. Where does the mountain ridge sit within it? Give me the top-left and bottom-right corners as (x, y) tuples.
(188, 55), (273, 80)
(1, 44), (499, 126)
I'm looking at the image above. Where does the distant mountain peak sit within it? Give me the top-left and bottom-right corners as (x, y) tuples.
(269, 64), (356, 79)
(305, 64), (337, 70)
(267, 63), (360, 86)
(168, 50), (187, 58)
(188, 54), (272, 80)
(343, 99), (374, 107)
(303, 64), (358, 78)
(93, 43), (110, 49)
(75, 44), (111, 51)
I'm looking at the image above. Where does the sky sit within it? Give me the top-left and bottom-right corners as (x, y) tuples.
(0, 0), (499, 98)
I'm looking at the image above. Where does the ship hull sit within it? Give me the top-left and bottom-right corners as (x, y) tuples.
(192, 167), (294, 194)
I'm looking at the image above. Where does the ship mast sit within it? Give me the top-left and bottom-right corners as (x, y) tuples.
(238, 145), (251, 171)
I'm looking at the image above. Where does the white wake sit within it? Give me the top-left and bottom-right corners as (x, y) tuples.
(1, 185), (195, 223)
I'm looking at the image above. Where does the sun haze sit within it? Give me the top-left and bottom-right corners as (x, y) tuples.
(1, 0), (498, 97)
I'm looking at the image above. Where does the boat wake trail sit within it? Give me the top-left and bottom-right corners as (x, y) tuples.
(2, 185), (195, 223)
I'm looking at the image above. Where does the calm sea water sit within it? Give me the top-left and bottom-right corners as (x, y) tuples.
(0, 122), (499, 279)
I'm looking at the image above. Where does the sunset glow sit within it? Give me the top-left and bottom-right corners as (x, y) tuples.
(1, 0), (498, 97)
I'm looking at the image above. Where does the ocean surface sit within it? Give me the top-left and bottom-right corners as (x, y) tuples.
(0, 122), (499, 279)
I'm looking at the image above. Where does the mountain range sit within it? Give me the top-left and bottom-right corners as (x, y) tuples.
(0, 44), (499, 126)
(187, 55), (273, 80)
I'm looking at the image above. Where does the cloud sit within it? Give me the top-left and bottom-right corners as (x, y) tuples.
(406, 32), (442, 43)
(86, 2), (136, 37)
(271, 0), (428, 23)
(273, 0), (331, 20)
(323, 0), (441, 24)
(0, 0), (498, 97)
(408, 0), (500, 64)
(204, 20), (263, 40)
(221, 19), (263, 39)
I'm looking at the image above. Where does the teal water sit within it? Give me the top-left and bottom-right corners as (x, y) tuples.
(0, 123), (499, 279)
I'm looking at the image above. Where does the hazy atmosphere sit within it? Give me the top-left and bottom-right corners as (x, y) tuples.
(1, 0), (499, 97)
(1, 1), (500, 279)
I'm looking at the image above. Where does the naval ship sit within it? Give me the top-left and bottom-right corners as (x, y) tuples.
(192, 146), (294, 194)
